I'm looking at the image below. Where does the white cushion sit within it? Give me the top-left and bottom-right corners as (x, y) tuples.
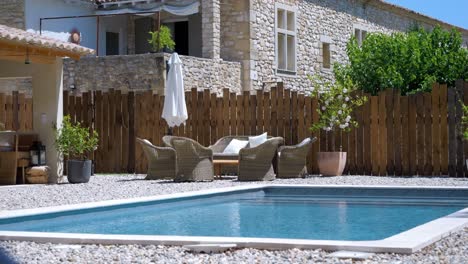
(222, 139), (249, 154)
(249, 132), (267, 148)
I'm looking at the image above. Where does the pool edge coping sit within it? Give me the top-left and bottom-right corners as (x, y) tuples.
(1, 184), (467, 254)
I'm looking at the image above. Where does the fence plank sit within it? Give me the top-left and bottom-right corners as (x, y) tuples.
(17, 93), (25, 131)
(363, 94), (371, 174)
(223, 89), (230, 138)
(393, 92), (402, 176)
(210, 93), (217, 143)
(250, 94), (257, 135)
(127, 92), (135, 173)
(354, 92), (364, 174)
(305, 96), (313, 172)
(230, 92), (237, 136)
(416, 94), (425, 176)
(370, 96), (379, 175)
(386, 89), (394, 175)
(284, 89), (292, 145)
(440, 84), (449, 175)
(277, 83), (285, 138)
(0, 94), (5, 127)
(378, 92), (387, 176)
(270, 87), (278, 137)
(447, 88), (457, 177)
(244, 91), (251, 135)
(464, 81), (468, 176)
(256, 91), (264, 134)
(424, 92), (432, 176)
(455, 80), (464, 177)
(400, 96), (409, 175)
(311, 97), (319, 173)
(237, 94), (244, 135)
(121, 93), (129, 172)
(102, 91), (110, 172)
(408, 95), (417, 175)
(432, 84), (441, 176)
(291, 91), (298, 145)
(298, 93), (305, 143)
(203, 90), (210, 145)
(94, 91), (103, 172)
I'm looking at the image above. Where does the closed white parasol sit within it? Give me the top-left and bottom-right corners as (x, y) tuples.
(162, 52), (188, 129)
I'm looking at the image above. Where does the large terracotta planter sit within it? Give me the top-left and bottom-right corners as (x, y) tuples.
(317, 152), (347, 176)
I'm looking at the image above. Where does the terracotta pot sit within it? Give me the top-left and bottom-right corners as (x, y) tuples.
(317, 152), (347, 176)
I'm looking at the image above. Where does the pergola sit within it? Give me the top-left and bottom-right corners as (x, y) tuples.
(0, 24), (94, 182)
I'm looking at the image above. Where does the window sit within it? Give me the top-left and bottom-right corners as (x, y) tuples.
(275, 4), (296, 74)
(354, 28), (367, 46)
(322, 42), (331, 69)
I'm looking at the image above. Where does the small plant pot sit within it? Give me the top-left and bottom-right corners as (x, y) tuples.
(67, 159), (92, 184)
(317, 152), (347, 176)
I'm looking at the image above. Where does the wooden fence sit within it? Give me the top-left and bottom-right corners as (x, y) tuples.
(0, 91), (33, 131)
(64, 80), (468, 177)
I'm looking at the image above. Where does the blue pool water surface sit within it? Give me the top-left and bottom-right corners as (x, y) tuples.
(0, 187), (467, 241)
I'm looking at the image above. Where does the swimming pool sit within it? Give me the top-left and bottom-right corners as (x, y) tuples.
(1, 185), (467, 253)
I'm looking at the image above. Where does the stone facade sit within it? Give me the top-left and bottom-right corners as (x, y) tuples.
(201, 0), (221, 59)
(246, 0), (468, 93)
(0, 0), (25, 29)
(248, 0), (468, 93)
(63, 53), (241, 95)
(220, 0), (255, 91)
(0, 77), (32, 97)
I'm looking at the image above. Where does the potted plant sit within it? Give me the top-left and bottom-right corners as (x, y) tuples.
(55, 115), (99, 183)
(148, 25), (175, 53)
(308, 75), (367, 176)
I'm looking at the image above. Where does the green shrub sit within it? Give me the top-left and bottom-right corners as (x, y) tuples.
(337, 26), (468, 95)
(55, 115), (99, 160)
(148, 25), (176, 52)
(308, 75), (367, 134)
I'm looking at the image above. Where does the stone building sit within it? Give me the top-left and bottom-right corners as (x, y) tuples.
(0, 0), (467, 95)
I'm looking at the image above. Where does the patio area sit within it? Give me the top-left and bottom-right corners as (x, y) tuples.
(0, 174), (467, 263)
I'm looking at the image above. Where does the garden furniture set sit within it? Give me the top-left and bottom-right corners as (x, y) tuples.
(137, 134), (316, 182)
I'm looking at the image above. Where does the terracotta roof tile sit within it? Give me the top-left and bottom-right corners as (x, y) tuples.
(0, 24), (94, 57)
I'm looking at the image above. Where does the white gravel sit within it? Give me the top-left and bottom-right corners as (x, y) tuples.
(0, 174), (467, 263)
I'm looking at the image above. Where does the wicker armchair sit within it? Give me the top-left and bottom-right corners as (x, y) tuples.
(238, 137), (284, 181)
(167, 137), (214, 182)
(277, 137), (317, 178)
(136, 137), (176, 180)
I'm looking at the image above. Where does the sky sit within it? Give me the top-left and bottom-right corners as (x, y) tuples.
(384, 0), (468, 29)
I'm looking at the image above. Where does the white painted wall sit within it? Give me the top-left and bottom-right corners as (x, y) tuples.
(25, 0), (97, 50)
(99, 16), (128, 55)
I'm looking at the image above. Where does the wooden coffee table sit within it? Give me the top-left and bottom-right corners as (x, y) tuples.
(213, 159), (239, 178)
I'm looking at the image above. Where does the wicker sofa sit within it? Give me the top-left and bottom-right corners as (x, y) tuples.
(209, 135), (273, 160)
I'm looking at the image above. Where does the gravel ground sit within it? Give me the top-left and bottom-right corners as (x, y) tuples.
(0, 174), (467, 263)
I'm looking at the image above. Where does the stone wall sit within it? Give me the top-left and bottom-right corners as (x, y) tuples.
(0, 77), (32, 96)
(201, 0), (221, 59)
(63, 53), (241, 95)
(0, 0), (25, 29)
(168, 54), (242, 96)
(220, 0), (254, 91)
(247, 0), (468, 93)
(63, 53), (166, 93)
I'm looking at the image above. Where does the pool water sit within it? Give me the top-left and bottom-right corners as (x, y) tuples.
(0, 187), (466, 241)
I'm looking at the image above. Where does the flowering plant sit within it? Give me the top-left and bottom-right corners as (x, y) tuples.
(308, 75), (367, 134)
